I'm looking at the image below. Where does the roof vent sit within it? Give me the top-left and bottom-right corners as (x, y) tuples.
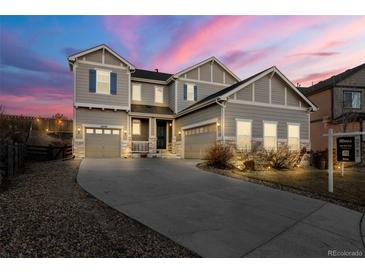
(155, 68), (159, 72)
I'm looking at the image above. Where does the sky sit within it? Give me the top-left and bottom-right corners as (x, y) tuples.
(1, 15), (365, 118)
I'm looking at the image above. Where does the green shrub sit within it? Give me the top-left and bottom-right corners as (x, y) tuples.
(206, 143), (234, 169)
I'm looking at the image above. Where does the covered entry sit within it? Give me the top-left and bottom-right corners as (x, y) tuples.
(183, 123), (217, 159)
(85, 128), (121, 158)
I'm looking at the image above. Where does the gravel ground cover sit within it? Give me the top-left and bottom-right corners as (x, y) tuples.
(198, 163), (365, 212)
(0, 159), (197, 258)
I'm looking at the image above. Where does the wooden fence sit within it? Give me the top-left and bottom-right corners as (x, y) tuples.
(26, 144), (73, 161)
(0, 143), (26, 178)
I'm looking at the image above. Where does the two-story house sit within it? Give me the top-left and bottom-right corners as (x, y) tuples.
(68, 44), (317, 159)
(300, 63), (365, 159)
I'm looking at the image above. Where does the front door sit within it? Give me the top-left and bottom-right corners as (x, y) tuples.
(157, 121), (167, 149)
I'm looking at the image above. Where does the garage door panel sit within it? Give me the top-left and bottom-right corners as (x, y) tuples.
(85, 128), (120, 158)
(184, 123), (217, 159)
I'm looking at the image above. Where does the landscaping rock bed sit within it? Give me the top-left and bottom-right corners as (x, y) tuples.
(0, 159), (197, 257)
(197, 162), (365, 213)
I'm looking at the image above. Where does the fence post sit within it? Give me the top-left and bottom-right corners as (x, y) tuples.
(7, 144), (14, 177)
(14, 143), (18, 174)
(328, 128), (333, 193)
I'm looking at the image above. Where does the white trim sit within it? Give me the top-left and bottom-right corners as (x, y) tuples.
(95, 69), (111, 95)
(173, 56), (240, 82)
(174, 80), (178, 114)
(221, 66), (318, 111)
(128, 112), (174, 119)
(210, 61), (213, 82)
(75, 123), (124, 142)
(221, 106), (225, 142)
(68, 44), (135, 70)
(269, 77), (272, 104)
(131, 82), (141, 102)
(102, 47), (105, 64)
(252, 82), (255, 102)
(223, 71), (226, 84)
(234, 92), (237, 100)
(181, 118), (218, 130)
(149, 117), (152, 138)
(172, 119), (175, 140)
(76, 60), (128, 70)
(235, 118), (253, 151)
(154, 85), (164, 104)
(307, 112), (311, 150)
(131, 77), (167, 85)
(74, 103), (129, 111)
(229, 99), (308, 111)
(128, 71), (131, 110)
(180, 78), (230, 87)
(198, 67), (201, 81)
(287, 122), (301, 151)
(73, 63), (77, 106)
(132, 119), (141, 135)
(263, 120), (278, 151)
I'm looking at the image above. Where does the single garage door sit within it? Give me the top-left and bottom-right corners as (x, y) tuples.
(184, 123), (217, 159)
(85, 128), (121, 158)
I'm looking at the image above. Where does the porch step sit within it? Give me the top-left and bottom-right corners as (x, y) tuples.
(160, 153), (180, 159)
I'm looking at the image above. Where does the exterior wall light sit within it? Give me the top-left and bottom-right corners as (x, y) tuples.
(169, 123), (172, 127)
(77, 127), (81, 134)
(46, 128), (49, 132)
(216, 122), (220, 127)
(178, 131), (181, 135)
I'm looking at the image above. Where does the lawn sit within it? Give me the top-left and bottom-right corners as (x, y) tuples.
(199, 164), (365, 211)
(0, 159), (197, 257)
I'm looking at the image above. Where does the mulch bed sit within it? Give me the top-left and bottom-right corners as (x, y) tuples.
(0, 159), (198, 258)
(197, 163), (365, 213)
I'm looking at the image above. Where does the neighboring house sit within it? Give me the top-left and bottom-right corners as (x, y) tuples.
(300, 63), (365, 159)
(68, 44), (317, 159)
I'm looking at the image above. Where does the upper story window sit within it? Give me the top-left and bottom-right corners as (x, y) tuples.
(89, 69), (117, 95)
(343, 91), (361, 109)
(155, 86), (164, 103)
(184, 83), (197, 101)
(287, 123), (300, 151)
(263, 121), (277, 151)
(132, 84), (141, 101)
(236, 119), (252, 151)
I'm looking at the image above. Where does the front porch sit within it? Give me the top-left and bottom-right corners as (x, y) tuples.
(130, 117), (176, 157)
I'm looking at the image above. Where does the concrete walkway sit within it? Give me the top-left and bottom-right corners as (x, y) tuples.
(77, 158), (365, 257)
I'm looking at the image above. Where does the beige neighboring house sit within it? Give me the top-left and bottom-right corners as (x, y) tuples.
(68, 44), (317, 159)
(300, 63), (365, 159)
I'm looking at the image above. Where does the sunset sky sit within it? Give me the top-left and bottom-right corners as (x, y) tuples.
(1, 15), (365, 118)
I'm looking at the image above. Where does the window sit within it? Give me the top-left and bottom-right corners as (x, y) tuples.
(344, 91), (361, 109)
(288, 123), (300, 151)
(86, 128), (94, 134)
(187, 83), (195, 101)
(236, 120), (252, 151)
(104, 129), (111, 135)
(263, 121), (277, 151)
(112, 130), (120, 135)
(132, 84), (141, 101)
(155, 86), (164, 103)
(132, 120), (141, 135)
(95, 129), (103, 134)
(96, 70), (110, 94)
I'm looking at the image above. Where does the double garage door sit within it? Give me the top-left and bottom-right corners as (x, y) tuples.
(85, 128), (121, 158)
(184, 123), (217, 159)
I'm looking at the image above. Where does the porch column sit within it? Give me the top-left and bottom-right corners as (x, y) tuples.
(149, 117), (157, 155)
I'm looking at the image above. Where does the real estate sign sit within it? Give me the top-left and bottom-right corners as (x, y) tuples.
(336, 136), (361, 162)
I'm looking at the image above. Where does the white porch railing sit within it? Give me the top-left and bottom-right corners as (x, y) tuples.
(131, 141), (149, 153)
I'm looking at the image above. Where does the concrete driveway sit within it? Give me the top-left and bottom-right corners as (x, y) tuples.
(77, 158), (365, 257)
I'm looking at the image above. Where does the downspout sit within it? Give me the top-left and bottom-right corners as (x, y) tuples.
(216, 98), (227, 144)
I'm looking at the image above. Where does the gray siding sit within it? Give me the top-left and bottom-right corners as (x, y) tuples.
(168, 82), (176, 113)
(200, 62), (211, 81)
(236, 84), (253, 101)
(255, 75), (270, 103)
(186, 68), (199, 80)
(213, 63), (224, 83)
(224, 102), (309, 140)
(84, 49), (103, 63)
(338, 67), (365, 86)
(271, 75), (286, 105)
(75, 108), (128, 139)
(175, 104), (221, 141)
(287, 88), (301, 106)
(75, 62), (129, 107)
(177, 80), (224, 112)
(131, 81), (169, 107)
(225, 73), (237, 85)
(104, 51), (124, 66)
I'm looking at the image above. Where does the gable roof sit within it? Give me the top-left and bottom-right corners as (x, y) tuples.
(178, 66), (318, 117)
(299, 62), (365, 95)
(131, 69), (173, 82)
(67, 44), (136, 70)
(172, 56), (241, 82)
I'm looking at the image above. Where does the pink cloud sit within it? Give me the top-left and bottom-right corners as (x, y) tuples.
(293, 67), (345, 86)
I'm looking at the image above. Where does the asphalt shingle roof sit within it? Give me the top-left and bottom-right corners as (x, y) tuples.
(299, 63), (365, 95)
(131, 69), (173, 81)
(131, 104), (174, 115)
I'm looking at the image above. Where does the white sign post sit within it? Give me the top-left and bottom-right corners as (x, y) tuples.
(324, 130), (364, 193)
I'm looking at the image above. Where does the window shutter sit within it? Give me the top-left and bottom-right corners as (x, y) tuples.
(194, 85), (198, 101)
(183, 84), (187, 100)
(110, 72), (117, 95)
(89, 69), (96, 93)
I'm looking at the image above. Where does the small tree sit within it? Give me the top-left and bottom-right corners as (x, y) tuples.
(206, 143), (234, 169)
